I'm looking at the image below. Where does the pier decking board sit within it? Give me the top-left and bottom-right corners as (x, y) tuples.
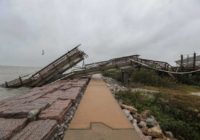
(2, 45), (87, 88)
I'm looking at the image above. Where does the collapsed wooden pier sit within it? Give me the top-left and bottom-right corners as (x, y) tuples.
(1, 45), (86, 88)
(1, 46), (200, 140)
(3, 47), (200, 88)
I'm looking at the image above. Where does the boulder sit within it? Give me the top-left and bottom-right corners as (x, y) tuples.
(122, 109), (131, 117)
(147, 126), (163, 138)
(141, 110), (151, 119)
(28, 109), (40, 121)
(145, 136), (152, 140)
(11, 120), (57, 140)
(132, 119), (150, 140)
(133, 113), (142, 122)
(0, 118), (27, 140)
(138, 121), (147, 128)
(128, 115), (134, 122)
(154, 137), (170, 140)
(146, 116), (157, 128)
(165, 131), (174, 138)
(120, 104), (137, 114)
(141, 127), (148, 135)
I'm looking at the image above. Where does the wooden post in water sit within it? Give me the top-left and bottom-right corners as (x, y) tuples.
(193, 52), (196, 70)
(180, 54), (184, 70)
(5, 81), (8, 88)
(19, 76), (23, 86)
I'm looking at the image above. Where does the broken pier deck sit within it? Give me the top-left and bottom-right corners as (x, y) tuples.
(2, 45), (86, 88)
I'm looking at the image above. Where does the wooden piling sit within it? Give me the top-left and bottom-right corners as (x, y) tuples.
(193, 52), (196, 70)
(180, 54), (184, 70)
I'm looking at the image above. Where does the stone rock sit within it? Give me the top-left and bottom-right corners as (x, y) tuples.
(0, 118), (27, 140)
(147, 126), (163, 138)
(165, 131), (174, 138)
(154, 138), (170, 140)
(120, 104), (137, 114)
(128, 115), (134, 122)
(141, 110), (151, 119)
(28, 109), (40, 121)
(11, 120), (57, 140)
(133, 113), (142, 122)
(138, 121), (147, 128)
(122, 109), (131, 117)
(146, 116), (157, 128)
(141, 127), (148, 135)
(39, 100), (72, 122)
(132, 119), (150, 140)
(145, 136), (152, 140)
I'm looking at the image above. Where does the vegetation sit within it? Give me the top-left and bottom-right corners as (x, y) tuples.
(103, 68), (200, 140)
(130, 69), (177, 88)
(116, 91), (200, 140)
(177, 74), (200, 86)
(102, 69), (122, 82)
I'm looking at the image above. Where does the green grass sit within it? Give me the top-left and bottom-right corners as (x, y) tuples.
(102, 69), (122, 82)
(103, 68), (200, 139)
(130, 68), (177, 88)
(116, 91), (200, 140)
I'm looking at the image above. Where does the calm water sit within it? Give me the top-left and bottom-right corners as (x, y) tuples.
(0, 66), (40, 101)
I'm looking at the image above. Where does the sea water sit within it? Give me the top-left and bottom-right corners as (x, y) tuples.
(0, 65), (40, 101)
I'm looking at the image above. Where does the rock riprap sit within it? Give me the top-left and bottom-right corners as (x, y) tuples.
(0, 78), (89, 140)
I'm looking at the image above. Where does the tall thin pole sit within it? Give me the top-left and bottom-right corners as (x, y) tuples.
(180, 54), (183, 69)
(193, 52), (196, 70)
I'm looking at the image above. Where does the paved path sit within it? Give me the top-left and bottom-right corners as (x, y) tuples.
(64, 76), (140, 140)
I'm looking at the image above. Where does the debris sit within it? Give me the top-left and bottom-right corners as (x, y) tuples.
(2, 45), (86, 88)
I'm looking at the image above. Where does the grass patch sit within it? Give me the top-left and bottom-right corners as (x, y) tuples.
(116, 91), (200, 140)
(130, 69), (177, 88)
(103, 68), (200, 140)
(102, 69), (122, 82)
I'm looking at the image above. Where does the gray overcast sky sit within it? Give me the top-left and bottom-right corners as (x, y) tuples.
(0, 0), (200, 67)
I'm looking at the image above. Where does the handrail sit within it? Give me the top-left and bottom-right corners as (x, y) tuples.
(31, 44), (81, 77)
(130, 59), (200, 75)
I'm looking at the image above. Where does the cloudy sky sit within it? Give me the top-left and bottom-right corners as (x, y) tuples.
(0, 0), (200, 67)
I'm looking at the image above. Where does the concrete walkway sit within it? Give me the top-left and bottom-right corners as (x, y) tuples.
(64, 76), (140, 140)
